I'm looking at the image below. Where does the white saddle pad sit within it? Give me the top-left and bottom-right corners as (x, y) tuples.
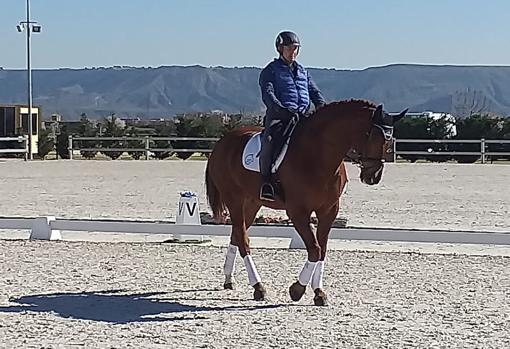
(242, 132), (289, 173)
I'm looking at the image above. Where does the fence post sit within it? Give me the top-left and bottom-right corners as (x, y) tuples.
(68, 135), (73, 160)
(30, 216), (62, 241)
(23, 135), (29, 161)
(145, 136), (150, 160)
(392, 138), (397, 163)
(480, 138), (485, 164)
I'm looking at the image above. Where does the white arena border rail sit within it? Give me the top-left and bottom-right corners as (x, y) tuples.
(0, 136), (29, 160)
(1, 216), (509, 247)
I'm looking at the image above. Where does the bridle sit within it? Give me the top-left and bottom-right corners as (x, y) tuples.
(347, 123), (394, 167)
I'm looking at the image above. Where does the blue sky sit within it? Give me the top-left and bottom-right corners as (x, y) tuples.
(1, 0), (509, 70)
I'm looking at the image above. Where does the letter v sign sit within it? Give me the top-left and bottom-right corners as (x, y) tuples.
(186, 202), (197, 216)
(178, 202), (196, 217)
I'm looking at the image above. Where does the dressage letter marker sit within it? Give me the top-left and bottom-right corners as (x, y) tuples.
(175, 191), (202, 241)
(176, 192), (201, 225)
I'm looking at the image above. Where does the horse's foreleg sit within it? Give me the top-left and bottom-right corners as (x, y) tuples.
(311, 260), (326, 305)
(311, 202), (339, 306)
(287, 210), (321, 302)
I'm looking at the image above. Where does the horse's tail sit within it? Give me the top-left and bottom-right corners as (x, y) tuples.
(205, 160), (228, 223)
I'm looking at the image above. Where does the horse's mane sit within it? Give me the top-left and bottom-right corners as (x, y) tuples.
(289, 99), (375, 139)
(310, 99), (376, 117)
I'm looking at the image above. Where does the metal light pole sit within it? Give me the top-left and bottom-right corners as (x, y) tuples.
(17, 0), (41, 160)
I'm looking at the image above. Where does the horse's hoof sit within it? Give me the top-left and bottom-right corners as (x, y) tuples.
(223, 282), (234, 290)
(253, 282), (267, 301)
(289, 281), (306, 302)
(313, 289), (328, 306)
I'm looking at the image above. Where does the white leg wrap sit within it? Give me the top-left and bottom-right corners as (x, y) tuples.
(311, 260), (325, 290)
(243, 255), (261, 286)
(298, 260), (317, 286)
(223, 244), (238, 284)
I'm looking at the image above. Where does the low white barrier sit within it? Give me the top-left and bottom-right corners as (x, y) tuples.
(2, 191), (509, 247)
(1, 216), (509, 247)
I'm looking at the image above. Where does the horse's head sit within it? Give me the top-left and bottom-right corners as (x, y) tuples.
(351, 105), (407, 185)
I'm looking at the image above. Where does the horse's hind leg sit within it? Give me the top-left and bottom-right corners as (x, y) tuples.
(222, 199), (265, 300)
(242, 200), (264, 300)
(225, 201), (266, 300)
(222, 203), (249, 290)
(223, 242), (238, 290)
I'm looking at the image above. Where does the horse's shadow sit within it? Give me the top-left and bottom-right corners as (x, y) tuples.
(0, 289), (282, 324)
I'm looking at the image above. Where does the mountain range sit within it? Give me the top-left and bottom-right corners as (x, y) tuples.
(1, 64), (510, 120)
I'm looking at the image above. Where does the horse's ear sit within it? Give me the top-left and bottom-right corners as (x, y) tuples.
(393, 108), (408, 124)
(373, 104), (384, 124)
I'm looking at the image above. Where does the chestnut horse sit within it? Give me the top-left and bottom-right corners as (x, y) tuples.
(205, 100), (406, 305)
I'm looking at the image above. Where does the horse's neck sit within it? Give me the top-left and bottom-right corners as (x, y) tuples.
(293, 111), (370, 175)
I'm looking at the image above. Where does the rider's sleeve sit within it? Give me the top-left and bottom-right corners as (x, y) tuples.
(259, 66), (285, 112)
(308, 72), (326, 108)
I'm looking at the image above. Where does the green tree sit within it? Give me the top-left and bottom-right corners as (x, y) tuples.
(77, 113), (98, 159)
(452, 114), (503, 163)
(99, 114), (126, 160)
(172, 113), (221, 160)
(394, 115), (454, 162)
(498, 118), (510, 160)
(152, 121), (177, 160)
(455, 114), (502, 139)
(125, 126), (145, 160)
(56, 124), (70, 159)
(37, 126), (54, 159)
(502, 118), (510, 139)
(221, 113), (262, 135)
(195, 114), (224, 157)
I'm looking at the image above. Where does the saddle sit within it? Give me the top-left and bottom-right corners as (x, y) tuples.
(242, 117), (298, 174)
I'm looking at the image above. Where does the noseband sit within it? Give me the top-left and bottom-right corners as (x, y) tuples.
(347, 124), (394, 167)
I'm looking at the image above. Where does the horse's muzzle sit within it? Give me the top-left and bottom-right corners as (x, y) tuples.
(360, 161), (384, 185)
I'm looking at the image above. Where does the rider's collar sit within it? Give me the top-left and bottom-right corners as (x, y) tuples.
(278, 56), (296, 68)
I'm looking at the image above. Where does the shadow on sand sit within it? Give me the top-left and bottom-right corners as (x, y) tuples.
(0, 289), (283, 324)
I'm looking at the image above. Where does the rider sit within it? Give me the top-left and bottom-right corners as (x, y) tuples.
(258, 30), (326, 201)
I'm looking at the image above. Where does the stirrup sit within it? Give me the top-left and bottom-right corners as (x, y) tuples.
(260, 183), (275, 202)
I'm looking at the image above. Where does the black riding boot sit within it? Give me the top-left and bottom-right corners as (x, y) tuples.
(259, 131), (275, 201)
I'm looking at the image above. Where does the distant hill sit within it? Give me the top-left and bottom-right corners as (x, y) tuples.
(1, 64), (510, 120)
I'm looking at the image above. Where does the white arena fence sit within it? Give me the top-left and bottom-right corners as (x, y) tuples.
(0, 136), (29, 160)
(393, 139), (510, 164)
(67, 136), (219, 160)
(67, 136), (510, 163)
